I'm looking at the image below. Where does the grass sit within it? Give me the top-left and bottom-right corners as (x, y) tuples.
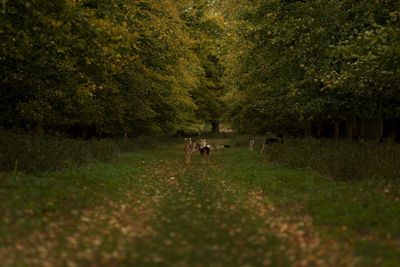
(0, 129), (183, 173)
(0, 129), (123, 173)
(223, 148), (400, 266)
(261, 137), (400, 181)
(0, 136), (399, 266)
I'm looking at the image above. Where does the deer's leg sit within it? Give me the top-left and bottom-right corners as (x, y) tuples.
(186, 153), (190, 164)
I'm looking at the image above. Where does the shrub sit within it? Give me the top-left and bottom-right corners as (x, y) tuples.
(264, 138), (400, 181)
(0, 129), (121, 173)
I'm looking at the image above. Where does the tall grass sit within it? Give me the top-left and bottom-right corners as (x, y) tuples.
(0, 129), (195, 173)
(0, 129), (123, 173)
(264, 138), (400, 181)
(2, 128), (398, 181)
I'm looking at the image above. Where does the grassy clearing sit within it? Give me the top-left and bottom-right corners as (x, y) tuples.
(0, 151), (151, 266)
(1, 136), (399, 266)
(224, 148), (400, 266)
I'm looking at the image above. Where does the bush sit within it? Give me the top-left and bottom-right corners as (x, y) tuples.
(264, 138), (400, 181)
(0, 129), (121, 173)
(0, 129), (193, 173)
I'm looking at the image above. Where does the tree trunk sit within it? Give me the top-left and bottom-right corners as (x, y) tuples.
(334, 121), (340, 140)
(317, 124), (323, 138)
(359, 119), (366, 142)
(384, 118), (400, 142)
(345, 118), (354, 140)
(211, 121), (220, 133)
(352, 118), (358, 140)
(301, 122), (312, 137)
(377, 118), (384, 142)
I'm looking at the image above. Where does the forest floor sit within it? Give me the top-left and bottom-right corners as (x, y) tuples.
(1, 138), (399, 266)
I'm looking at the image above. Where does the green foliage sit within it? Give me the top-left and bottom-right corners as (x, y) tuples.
(0, 0), (200, 136)
(180, 0), (227, 128)
(222, 0), (400, 133)
(2, 0), (399, 136)
(262, 138), (400, 181)
(0, 129), (122, 173)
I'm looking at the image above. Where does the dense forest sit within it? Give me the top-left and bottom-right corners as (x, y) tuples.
(1, 0), (225, 137)
(1, 0), (399, 140)
(224, 0), (400, 141)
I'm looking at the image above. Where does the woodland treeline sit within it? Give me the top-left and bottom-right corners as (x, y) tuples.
(1, 0), (399, 140)
(224, 0), (400, 141)
(1, 0), (224, 137)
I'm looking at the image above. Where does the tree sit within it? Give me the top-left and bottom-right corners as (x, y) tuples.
(221, 0), (400, 135)
(180, 0), (227, 133)
(0, 0), (200, 137)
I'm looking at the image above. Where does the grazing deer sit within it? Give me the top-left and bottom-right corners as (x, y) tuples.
(184, 138), (195, 164)
(249, 139), (255, 151)
(195, 144), (210, 164)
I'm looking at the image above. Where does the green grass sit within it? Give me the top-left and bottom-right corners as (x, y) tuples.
(0, 129), (183, 173)
(0, 129), (123, 173)
(1, 137), (399, 266)
(227, 152), (400, 235)
(222, 148), (400, 266)
(262, 137), (400, 181)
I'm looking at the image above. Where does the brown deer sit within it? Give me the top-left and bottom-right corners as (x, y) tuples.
(200, 139), (207, 148)
(184, 138), (195, 164)
(195, 144), (210, 164)
(249, 139), (255, 151)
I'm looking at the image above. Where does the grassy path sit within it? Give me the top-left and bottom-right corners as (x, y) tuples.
(1, 140), (399, 266)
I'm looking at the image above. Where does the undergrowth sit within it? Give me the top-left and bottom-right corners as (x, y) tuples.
(0, 129), (182, 174)
(258, 138), (399, 181)
(1, 129), (399, 182)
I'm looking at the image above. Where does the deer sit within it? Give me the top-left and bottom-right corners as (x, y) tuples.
(249, 139), (255, 151)
(195, 144), (210, 164)
(184, 138), (195, 164)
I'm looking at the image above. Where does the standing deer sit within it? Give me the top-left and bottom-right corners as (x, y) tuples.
(200, 139), (207, 148)
(195, 144), (210, 164)
(249, 139), (255, 151)
(184, 138), (195, 164)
